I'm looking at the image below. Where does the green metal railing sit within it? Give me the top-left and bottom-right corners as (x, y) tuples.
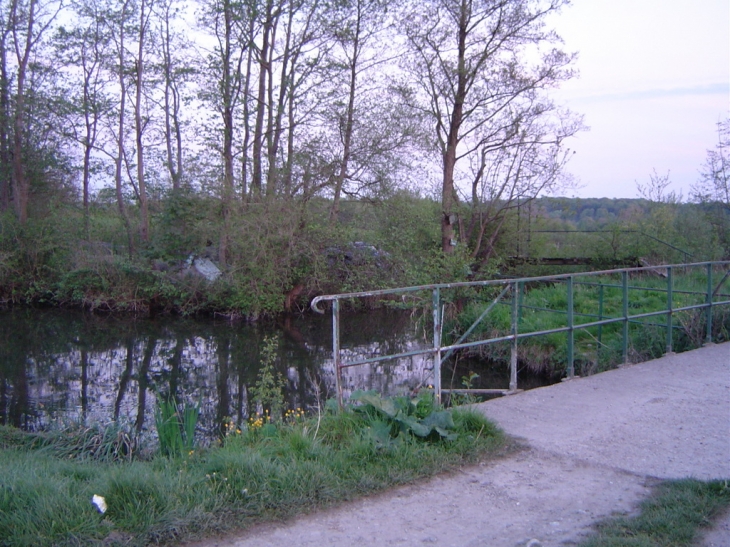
(311, 261), (730, 406)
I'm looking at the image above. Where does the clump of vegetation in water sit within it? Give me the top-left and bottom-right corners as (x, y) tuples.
(249, 336), (287, 422)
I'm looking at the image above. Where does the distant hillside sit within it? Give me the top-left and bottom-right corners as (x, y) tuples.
(533, 197), (689, 229)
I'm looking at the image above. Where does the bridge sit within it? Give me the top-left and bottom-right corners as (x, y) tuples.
(311, 261), (730, 406)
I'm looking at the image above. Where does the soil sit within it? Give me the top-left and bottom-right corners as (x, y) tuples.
(189, 342), (730, 547)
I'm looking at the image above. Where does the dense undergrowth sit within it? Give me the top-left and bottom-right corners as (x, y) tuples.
(0, 195), (479, 317)
(2, 190), (726, 319)
(0, 392), (505, 547)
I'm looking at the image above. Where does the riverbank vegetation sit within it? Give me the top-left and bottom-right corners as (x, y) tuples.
(0, 394), (504, 547)
(443, 269), (730, 380)
(580, 479), (730, 547)
(0, 0), (727, 318)
(1, 193), (728, 318)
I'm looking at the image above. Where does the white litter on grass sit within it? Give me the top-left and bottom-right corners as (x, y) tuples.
(91, 495), (107, 514)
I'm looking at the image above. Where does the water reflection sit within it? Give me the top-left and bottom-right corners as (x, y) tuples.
(0, 308), (553, 439)
(0, 308), (443, 439)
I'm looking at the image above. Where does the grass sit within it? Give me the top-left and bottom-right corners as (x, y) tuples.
(448, 269), (730, 377)
(0, 401), (505, 547)
(580, 479), (730, 547)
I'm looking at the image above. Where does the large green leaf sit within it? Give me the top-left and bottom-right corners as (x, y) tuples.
(351, 390), (458, 442)
(396, 415), (430, 437)
(421, 411), (455, 431)
(351, 390), (399, 419)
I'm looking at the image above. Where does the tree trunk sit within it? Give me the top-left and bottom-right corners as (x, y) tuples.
(0, 20), (10, 213)
(161, 2), (182, 190)
(10, 0), (36, 225)
(241, 17), (254, 198)
(115, 0), (134, 255)
(440, 0), (469, 253)
(252, 0), (273, 197)
(135, 0), (149, 242)
(218, 0), (240, 264)
(330, 0), (361, 224)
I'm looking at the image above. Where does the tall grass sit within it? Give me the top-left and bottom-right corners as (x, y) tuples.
(154, 397), (199, 458)
(0, 397), (504, 547)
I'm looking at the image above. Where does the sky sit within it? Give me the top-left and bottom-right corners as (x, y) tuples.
(546, 0), (729, 200)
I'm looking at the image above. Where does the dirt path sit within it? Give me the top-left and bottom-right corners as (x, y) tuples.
(191, 343), (730, 547)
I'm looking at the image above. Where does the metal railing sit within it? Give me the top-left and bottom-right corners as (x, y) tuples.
(311, 261), (730, 406)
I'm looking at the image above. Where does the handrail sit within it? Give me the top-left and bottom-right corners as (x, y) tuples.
(312, 261), (730, 407)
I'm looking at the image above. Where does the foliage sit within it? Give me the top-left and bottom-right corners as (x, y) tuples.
(581, 479), (730, 547)
(0, 400), (503, 547)
(154, 397), (199, 458)
(445, 269), (730, 377)
(447, 371), (481, 406)
(0, 422), (138, 463)
(0, 191), (727, 318)
(249, 336), (287, 421)
(692, 118), (730, 258)
(350, 389), (457, 442)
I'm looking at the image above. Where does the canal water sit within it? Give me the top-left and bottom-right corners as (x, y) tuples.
(0, 308), (551, 440)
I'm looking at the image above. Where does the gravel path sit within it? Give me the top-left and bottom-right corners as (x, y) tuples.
(191, 342), (730, 547)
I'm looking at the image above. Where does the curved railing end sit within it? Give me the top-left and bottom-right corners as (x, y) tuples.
(310, 296), (327, 314)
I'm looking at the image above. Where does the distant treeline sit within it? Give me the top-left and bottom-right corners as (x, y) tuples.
(534, 197), (702, 228)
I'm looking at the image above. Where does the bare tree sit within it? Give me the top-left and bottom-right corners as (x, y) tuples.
(637, 168), (681, 204)
(198, 0), (251, 262)
(692, 118), (730, 256)
(55, 0), (111, 237)
(466, 119), (577, 263)
(7, 0), (62, 224)
(402, 0), (577, 253)
(155, 0), (189, 191)
(693, 119), (730, 209)
(0, 3), (12, 212)
(265, 0), (321, 199)
(107, 0), (135, 253)
(251, 0), (278, 197)
(132, 0), (152, 242)
(322, 0), (397, 222)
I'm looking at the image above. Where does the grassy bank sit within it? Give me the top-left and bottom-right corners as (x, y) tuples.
(580, 479), (730, 547)
(447, 270), (730, 377)
(0, 395), (505, 547)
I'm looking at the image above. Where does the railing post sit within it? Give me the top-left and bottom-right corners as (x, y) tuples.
(706, 263), (713, 344)
(510, 281), (518, 391)
(666, 266), (673, 354)
(332, 299), (343, 409)
(567, 276), (574, 378)
(597, 283), (604, 347)
(433, 288), (442, 402)
(622, 271), (629, 364)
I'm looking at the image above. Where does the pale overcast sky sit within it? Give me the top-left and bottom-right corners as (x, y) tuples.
(547, 0), (729, 200)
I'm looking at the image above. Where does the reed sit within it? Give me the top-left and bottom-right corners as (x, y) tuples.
(154, 397), (199, 458)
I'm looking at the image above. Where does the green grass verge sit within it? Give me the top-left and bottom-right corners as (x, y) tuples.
(0, 407), (504, 547)
(580, 479), (730, 547)
(450, 272), (730, 377)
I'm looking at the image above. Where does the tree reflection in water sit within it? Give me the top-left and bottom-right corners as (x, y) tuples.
(0, 308), (447, 440)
